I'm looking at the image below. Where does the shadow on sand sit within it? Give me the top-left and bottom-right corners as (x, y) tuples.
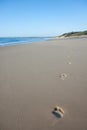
(52, 111), (62, 119)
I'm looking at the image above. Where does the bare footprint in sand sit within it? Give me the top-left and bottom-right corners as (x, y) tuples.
(52, 106), (64, 118)
(67, 61), (72, 65)
(67, 55), (72, 64)
(59, 73), (67, 80)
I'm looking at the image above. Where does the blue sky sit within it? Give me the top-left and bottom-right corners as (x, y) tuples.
(0, 0), (87, 36)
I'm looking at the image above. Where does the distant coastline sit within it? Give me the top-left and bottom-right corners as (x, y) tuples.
(1, 30), (87, 47)
(57, 30), (87, 38)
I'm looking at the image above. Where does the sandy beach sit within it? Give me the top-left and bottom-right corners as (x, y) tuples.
(0, 37), (87, 130)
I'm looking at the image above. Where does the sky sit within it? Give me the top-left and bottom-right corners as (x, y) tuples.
(0, 0), (87, 37)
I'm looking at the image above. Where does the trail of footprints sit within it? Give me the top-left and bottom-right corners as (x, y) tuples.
(53, 55), (72, 118)
(59, 55), (72, 80)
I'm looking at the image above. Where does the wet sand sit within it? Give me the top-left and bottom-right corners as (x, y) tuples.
(0, 38), (87, 130)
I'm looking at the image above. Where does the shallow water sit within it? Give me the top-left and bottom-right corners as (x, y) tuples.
(0, 37), (50, 46)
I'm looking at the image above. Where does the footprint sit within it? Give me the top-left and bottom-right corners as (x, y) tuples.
(67, 61), (72, 65)
(52, 106), (64, 118)
(59, 73), (67, 80)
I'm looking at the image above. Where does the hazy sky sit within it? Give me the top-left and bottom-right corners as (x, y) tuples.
(0, 0), (87, 36)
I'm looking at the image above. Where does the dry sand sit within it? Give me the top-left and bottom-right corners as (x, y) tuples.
(0, 37), (87, 130)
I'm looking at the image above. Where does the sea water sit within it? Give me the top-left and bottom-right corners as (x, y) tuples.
(0, 37), (50, 46)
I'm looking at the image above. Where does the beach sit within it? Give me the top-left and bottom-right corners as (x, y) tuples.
(0, 37), (87, 130)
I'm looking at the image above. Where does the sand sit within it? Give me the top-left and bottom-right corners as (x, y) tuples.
(0, 37), (87, 130)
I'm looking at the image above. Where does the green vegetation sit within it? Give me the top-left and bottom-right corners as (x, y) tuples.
(59, 30), (87, 37)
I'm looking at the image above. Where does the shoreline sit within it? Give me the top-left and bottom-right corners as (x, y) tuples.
(0, 35), (87, 48)
(1, 35), (87, 48)
(0, 37), (52, 47)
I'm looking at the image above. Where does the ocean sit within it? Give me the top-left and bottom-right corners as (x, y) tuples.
(0, 37), (50, 46)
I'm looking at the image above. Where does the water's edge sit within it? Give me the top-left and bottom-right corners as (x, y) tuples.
(0, 37), (52, 47)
